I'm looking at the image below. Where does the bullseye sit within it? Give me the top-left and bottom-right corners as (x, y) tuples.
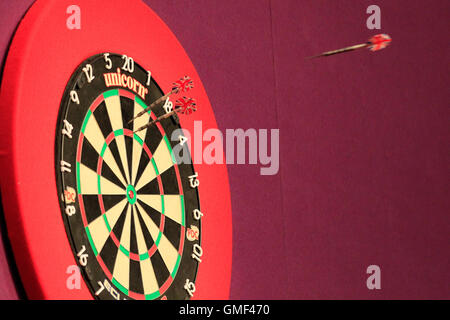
(126, 184), (137, 205)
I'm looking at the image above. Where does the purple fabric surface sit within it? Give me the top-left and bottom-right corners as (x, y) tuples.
(0, 0), (448, 299)
(269, 0), (449, 299)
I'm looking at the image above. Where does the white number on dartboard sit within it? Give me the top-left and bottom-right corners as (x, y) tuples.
(95, 280), (120, 300)
(179, 135), (188, 146)
(60, 160), (72, 173)
(62, 119), (73, 139)
(163, 98), (173, 114)
(184, 279), (196, 297)
(193, 209), (203, 221)
(70, 90), (80, 104)
(95, 281), (105, 296)
(188, 173), (200, 188)
(192, 244), (203, 263)
(103, 53), (113, 70)
(65, 205), (76, 217)
(146, 70), (152, 86)
(121, 55), (134, 73)
(82, 64), (95, 83)
(77, 245), (88, 266)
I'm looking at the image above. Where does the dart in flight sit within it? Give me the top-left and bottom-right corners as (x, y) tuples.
(307, 33), (392, 59)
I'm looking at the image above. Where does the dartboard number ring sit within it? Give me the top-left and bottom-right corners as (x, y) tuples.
(55, 53), (202, 300)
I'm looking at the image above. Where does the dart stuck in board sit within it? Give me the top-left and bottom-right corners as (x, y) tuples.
(307, 34), (392, 59)
(134, 96), (198, 133)
(128, 76), (194, 124)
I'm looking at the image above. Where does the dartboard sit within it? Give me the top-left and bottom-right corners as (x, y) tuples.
(0, 0), (232, 300)
(56, 53), (202, 300)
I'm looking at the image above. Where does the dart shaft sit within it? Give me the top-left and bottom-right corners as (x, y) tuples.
(309, 43), (368, 59)
(134, 107), (181, 133)
(128, 90), (174, 124)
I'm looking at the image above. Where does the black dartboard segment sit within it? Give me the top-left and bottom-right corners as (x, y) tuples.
(55, 53), (201, 300)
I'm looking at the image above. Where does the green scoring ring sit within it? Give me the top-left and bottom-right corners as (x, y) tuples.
(126, 184), (137, 205)
(74, 88), (188, 299)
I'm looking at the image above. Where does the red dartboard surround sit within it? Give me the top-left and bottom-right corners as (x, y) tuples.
(0, 0), (232, 299)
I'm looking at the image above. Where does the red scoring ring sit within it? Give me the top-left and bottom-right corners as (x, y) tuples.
(75, 89), (189, 299)
(95, 131), (167, 262)
(0, 0), (232, 299)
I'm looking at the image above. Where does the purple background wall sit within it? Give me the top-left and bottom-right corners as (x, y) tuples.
(0, 0), (448, 299)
